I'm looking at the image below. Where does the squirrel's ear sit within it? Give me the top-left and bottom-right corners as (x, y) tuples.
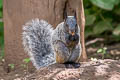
(74, 11), (77, 20)
(63, 10), (67, 21)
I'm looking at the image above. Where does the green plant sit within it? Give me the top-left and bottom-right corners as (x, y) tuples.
(0, 0), (3, 60)
(8, 64), (15, 69)
(0, 0), (3, 18)
(84, 0), (120, 42)
(0, 22), (4, 60)
(23, 58), (30, 64)
(97, 47), (107, 59)
(21, 58), (30, 71)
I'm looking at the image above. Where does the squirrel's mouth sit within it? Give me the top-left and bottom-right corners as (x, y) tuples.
(69, 31), (75, 36)
(71, 32), (75, 36)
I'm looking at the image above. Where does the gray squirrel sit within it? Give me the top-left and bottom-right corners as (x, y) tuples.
(22, 12), (81, 69)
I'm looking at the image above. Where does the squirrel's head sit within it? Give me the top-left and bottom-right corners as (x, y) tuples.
(64, 11), (78, 36)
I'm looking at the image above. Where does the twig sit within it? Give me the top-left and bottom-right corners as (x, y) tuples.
(86, 38), (104, 46)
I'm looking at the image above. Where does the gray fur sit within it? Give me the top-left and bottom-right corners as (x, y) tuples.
(52, 16), (81, 63)
(22, 19), (55, 69)
(22, 16), (81, 69)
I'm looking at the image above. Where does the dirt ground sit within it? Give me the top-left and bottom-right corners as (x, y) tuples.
(28, 59), (120, 80)
(0, 43), (120, 80)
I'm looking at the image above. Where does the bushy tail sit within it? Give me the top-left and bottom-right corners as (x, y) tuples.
(22, 19), (56, 69)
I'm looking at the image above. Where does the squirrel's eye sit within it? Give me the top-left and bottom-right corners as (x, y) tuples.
(65, 24), (69, 32)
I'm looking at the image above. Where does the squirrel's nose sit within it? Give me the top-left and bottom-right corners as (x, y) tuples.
(71, 32), (75, 36)
(69, 30), (75, 36)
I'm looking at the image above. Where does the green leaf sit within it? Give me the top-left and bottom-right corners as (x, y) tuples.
(90, 0), (116, 10)
(85, 27), (94, 38)
(86, 15), (96, 26)
(0, 22), (3, 34)
(114, 8), (120, 16)
(113, 24), (120, 36)
(93, 21), (113, 34)
(0, 11), (2, 18)
(0, 22), (4, 50)
(85, 9), (90, 15)
(0, 0), (3, 9)
(8, 64), (15, 69)
(97, 49), (103, 53)
(23, 58), (30, 63)
(113, 0), (120, 5)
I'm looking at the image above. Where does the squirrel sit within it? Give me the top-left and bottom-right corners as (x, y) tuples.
(22, 12), (81, 69)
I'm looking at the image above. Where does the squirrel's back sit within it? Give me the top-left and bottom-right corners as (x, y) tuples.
(22, 19), (55, 69)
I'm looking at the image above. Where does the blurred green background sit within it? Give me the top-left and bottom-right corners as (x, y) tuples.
(0, 0), (3, 59)
(0, 0), (120, 59)
(84, 0), (120, 42)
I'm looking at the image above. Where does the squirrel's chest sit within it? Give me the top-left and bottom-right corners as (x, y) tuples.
(66, 34), (79, 49)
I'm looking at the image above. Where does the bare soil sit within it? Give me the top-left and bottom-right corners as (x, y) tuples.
(28, 59), (120, 80)
(0, 43), (120, 80)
